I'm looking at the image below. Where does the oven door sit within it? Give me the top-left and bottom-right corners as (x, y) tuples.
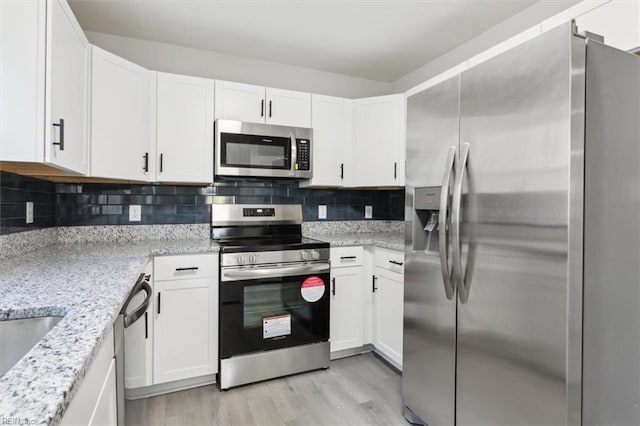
(219, 262), (330, 358)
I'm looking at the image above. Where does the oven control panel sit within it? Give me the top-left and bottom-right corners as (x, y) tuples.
(221, 248), (330, 267)
(243, 208), (275, 217)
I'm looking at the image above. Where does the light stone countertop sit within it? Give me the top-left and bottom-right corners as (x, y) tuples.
(0, 239), (219, 426)
(304, 231), (405, 252)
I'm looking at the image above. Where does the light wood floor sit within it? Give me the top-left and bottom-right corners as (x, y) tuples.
(125, 353), (407, 426)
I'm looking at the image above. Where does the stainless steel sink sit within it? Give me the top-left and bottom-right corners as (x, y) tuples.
(0, 316), (63, 377)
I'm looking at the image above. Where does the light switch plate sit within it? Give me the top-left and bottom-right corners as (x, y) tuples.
(318, 205), (327, 220)
(365, 205), (373, 219)
(25, 202), (34, 224)
(129, 205), (141, 222)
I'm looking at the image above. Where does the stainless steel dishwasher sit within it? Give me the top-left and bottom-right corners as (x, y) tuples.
(115, 273), (152, 426)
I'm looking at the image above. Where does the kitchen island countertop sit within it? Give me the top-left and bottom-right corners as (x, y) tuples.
(0, 239), (219, 425)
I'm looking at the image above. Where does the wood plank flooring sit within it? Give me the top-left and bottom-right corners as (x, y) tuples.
(125, 353), (407, 426)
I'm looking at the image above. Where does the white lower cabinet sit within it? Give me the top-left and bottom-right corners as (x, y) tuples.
(61, 328), (116, 426)
(329, 246), (365, 353)
(124, 254), (218, 396)
(153, 276), (217, 384)
(373, 269), (404, 368)
(372, 247), (404, 368)
(330, 266), (365, 352)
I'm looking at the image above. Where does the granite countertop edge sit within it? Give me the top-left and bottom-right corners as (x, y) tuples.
(0, 238), (219, 426)
(304, 231), (405, 252)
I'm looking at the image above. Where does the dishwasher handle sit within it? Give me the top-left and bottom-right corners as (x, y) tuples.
(122, 274), (152, 328)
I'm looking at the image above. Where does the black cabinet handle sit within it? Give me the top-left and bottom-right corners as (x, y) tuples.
(157, 292), (161, 314)
(394, 162), (397, 179)
(340, 256), (356, 260)
(340, 163), (344, 180)
(261, 99), (264, 117)
(144, 312), (148, 339)
(372, 275), (378, 293)
(143, 152), (149, 172)
(332, 277), (336, 296)
(175, 267), (199, 272)
(52, 119), (64, 151)
(159, 153), (164, 173)
(389, 260), (404, 266)
(269, 100), (272, 118)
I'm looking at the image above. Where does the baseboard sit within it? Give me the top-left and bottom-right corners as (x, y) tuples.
(125, 374), (216, 400)
(372, 349), (403, 374)
(330, 343), (374, 360)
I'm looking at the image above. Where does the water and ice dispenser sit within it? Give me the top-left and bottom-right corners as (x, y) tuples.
(413, 186), (441, 253)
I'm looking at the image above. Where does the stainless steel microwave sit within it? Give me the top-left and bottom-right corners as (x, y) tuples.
(214, 119), (313, 179)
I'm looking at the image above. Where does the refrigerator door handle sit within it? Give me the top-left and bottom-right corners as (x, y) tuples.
(452, 142), (470, 303)
(439, 145), (457, 300)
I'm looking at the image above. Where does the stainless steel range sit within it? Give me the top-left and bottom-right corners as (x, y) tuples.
(211, 204), (330, 389)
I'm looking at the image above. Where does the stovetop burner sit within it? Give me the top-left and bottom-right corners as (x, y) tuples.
(211, 204), (329, 254)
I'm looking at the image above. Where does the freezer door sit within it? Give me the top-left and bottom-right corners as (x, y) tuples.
(455, 24), (584, 426)
(403, 75), (459, 426)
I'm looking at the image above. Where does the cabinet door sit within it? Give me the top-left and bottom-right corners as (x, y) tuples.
(46, 0), (90, 174)
(90, 47), (151, 181)
(88, 359), (117, 426)
(156, 73), (214, 183)
(374, 269), (404, 367)
(214, 80), (265, 124)
(153, 277), (217, 384)
(304, 95), (353, 187)
(330, 266), (364, 352)
(354, 94), (404, 187)
(265, 88), (312, 128)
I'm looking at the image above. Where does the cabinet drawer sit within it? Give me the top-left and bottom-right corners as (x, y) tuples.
(374, 247), (404, 274)
(154, 253), (218, 281)
(330, 246), (364, 268)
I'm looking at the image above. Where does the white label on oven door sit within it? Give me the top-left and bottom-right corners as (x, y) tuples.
(301, 276), (325, 302)
(263, 314), (291, 339)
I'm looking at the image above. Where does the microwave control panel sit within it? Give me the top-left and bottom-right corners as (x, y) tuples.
(296, 139), (310, 171)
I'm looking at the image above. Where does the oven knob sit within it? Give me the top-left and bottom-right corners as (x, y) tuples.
(249, 254), (257, 264)
(236, 255), (245, 264)
(301, 251), (310, 261)
(311, 250), (320, 260)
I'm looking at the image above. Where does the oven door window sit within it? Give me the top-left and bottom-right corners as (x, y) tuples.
(220, 133), (290, 169)
(220, 273), (329, 358)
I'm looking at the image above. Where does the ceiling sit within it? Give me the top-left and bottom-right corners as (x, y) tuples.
(68, 0), (540, 82)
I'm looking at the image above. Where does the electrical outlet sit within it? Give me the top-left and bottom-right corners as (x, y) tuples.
(318, 205), (327, 220)
(365, 205), (373, 219)
(25, 202), (34, 224)
(129, 205), (141, 222)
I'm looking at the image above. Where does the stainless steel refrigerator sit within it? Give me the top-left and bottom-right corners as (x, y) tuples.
(403, 22), (640, 426)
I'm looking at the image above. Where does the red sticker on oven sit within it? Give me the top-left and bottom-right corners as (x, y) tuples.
(301, 276), (325, 302)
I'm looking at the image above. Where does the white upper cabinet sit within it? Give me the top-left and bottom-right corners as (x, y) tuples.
(303, 94), (354, 187)
(156, 72), (214, 183)
(354, 94), (405, 187)
(265, 88), (312, 128)
(1, 0), (89, 174)
(214, 80), (265, 124)
(575, 0), (640, 52)
(215, 80), (312, 127)
(90, 46), (152, 181)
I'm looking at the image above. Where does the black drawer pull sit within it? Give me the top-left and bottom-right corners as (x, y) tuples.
(372, 275), (378, 293)
(175, 267), (199, 272)
(389, 260), (404, 266)
(340, 256), (357, 260)
(157, 292), (161, 314)
(332, 277), (336, 296)
(144, 312), (148, 339)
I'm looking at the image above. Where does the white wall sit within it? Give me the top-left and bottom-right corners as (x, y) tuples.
(391, 0), (582, 93)
(86, 31), (393, 99)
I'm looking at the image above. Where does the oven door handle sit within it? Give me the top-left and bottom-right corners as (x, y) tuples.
(222, 263), (330, 281)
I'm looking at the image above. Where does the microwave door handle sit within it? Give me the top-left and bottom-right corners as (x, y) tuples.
(290, 133), (297, 173)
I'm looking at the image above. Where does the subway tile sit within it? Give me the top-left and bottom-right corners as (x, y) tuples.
(101, 205), (123, 215)
(176, 205), (210, 215)
(153, 195), (196, 205)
